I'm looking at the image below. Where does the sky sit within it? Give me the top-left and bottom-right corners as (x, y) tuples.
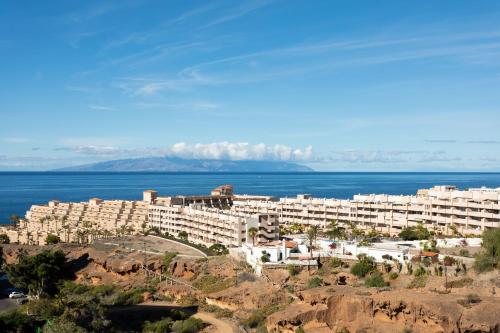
(1, 0), (500, 171)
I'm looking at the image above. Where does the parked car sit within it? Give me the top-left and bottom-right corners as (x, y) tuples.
(9, 291), (26, 299)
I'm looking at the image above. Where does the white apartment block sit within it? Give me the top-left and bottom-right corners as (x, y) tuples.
(148, 204), (278, 247)
(233, 186), (500, 236)
(2, 198), (149, 245)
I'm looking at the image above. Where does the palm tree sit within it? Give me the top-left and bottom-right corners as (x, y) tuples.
(248, 227), (258, 246)
(326, 220), (346, 241)
(307, 225), (319, 256)
(9, 214), (20, 227)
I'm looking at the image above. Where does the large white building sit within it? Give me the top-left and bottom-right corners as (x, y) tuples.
(233, 186), (500, 236)
(2, 185), (498, 246)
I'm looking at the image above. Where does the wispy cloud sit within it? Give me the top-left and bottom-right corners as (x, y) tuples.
(203, 0), (275, 28)
(1, 137), (31, 144)
(425, 139), (458, 143)
(326, 150), (462, 164)
(89, 105), (115, 111)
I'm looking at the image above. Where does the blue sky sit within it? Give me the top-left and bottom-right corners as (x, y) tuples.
(1, 0), (500, 171)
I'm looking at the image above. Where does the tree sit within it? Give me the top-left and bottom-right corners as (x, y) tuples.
(248, 227), (258, 246)
(350, 254), (376, 277)
(307, 225), (319, 257)
(178, 231), (188, 241)
(46, 234), (61, 245)
(9, 214), (20, 226)
(209, 243), (228, 255)
(399, 224), (431, 241)
(326, 220), (346, 241)
(7, 250), (67, 298)
(0, 233), (9, 244)
(474, 228), (500, 273)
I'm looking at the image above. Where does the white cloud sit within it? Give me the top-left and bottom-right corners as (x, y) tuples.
(56, 142), (314, 161)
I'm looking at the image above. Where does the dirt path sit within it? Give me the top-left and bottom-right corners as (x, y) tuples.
(193, 311), (237, 333)
(138, 302), (237, 332)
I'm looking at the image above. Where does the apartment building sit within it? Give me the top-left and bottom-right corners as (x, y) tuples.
(3, 198), (149, 245)
(148, 204), (278, 247)
(233, 186), (500, 236)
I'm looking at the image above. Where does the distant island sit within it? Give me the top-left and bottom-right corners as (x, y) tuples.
(54, 157), (314, 172)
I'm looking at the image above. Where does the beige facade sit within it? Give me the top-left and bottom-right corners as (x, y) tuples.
(2, 198), (149, 245)
(233, 186), (500, 236)
(148, 204), (278, 247)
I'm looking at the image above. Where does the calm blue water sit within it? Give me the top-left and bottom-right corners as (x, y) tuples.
(1, 172), (500, 224)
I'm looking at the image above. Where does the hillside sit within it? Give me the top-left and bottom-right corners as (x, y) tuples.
(54, 157), (314, 172)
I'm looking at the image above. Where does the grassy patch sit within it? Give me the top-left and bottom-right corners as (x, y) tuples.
(192, 275), (235, 293)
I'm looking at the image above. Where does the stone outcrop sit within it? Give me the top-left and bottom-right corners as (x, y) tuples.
(267, 286), (500, 333)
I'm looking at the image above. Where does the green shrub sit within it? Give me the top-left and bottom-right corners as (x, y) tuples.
(163, 252), (178, 271)
(329, 257), (346, 268)
(399, 224), (430, 241)
(112, 288), (146, 306)
(407, 276), (427, 289)
(364, 271), (387, 288)
(208, 244), (228, 255)
(474, 228), (500, 272)
(389, 272), (399, 280)
(171, 317), (205, 333)
(287, 265), (300, 276)
(413, 266), (427, 277)
(143, 317), (173, 333)
(295, 326), (306, 333)
(307, 276), (324, 289)
(45, 234), (61, 245)
(350, 255), (376, 277)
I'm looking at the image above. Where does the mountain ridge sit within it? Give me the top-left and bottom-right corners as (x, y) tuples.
(54, 157), (314, 172)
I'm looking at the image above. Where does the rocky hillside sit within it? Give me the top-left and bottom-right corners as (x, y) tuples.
(267, 285), (500, 333)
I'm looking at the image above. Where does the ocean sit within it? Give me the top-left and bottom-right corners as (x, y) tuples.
(1, 172), (500, 224)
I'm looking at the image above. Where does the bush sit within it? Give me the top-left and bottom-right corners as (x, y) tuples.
(242, 305), (285, 329)
(364, 271), (387, 288)
(0, 233), (10, 244)
(45, 234), (61, 245)
(444, 277), (473, 289)
(413, 266), (427, 277)
(287, 265), (300, 277)
(389, 272), (399, 280)
(399, 224), (431, 241)
(457, 294), (481, 308)
(295, 326), (305, 333)
(329, 257), (346, 269)
(407, 275), (427, 289)
(350, 255), (376, 277)
(112, 288), (147, 306)
(474, 228), (500, 273)
(208, 244), (228, 255)
(163, 252), (178, 272)
(171, 317), (205, 333)
(307, 276), (324, 289)
(143, 317), (173, 333)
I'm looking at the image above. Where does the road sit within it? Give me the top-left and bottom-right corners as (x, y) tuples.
(193, 311), (237, 333)
(0, 298), (20, 313)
